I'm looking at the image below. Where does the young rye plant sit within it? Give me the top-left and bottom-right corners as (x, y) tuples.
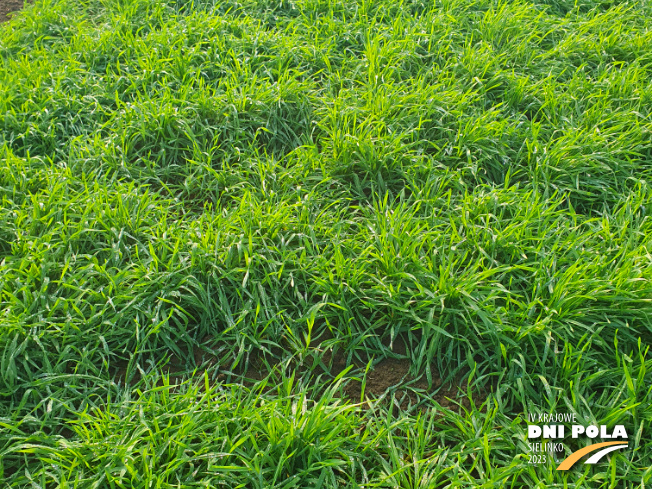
(0, 0), (651, 486)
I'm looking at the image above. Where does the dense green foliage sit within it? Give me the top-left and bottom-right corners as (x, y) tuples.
(1, 0), (651, 485)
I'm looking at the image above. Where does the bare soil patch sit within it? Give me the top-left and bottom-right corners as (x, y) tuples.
(110, 333), (485, 414)
(339, 338), (470, 412)
(0, 0), (23, 23)
(241, 333), (477, 411)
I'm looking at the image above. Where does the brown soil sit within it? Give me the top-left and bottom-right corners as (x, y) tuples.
(244, 332), (476, 412)
(110, 333), (484, 414)
(337, 338), (470, 412)
(0, 0), (23, 23)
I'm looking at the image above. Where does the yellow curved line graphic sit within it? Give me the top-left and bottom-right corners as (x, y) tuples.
(556, 441), (627, 471)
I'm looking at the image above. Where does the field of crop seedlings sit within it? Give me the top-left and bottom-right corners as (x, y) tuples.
(1, 0), (651, 486)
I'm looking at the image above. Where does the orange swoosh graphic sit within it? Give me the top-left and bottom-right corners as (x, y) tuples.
(556, 441), (627, 471)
